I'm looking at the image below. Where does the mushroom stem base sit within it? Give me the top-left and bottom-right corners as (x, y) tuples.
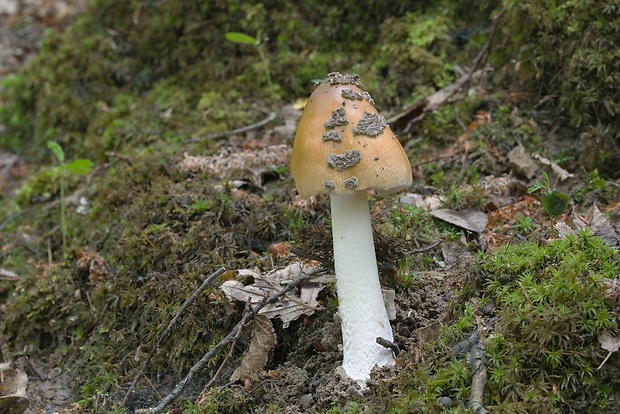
(330, 191), (396, 383)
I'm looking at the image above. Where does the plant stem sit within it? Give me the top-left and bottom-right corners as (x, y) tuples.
(60, 170), (66, 251)
(255, 44), (272, 88)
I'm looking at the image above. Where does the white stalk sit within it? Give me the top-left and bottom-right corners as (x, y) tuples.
(330, 191), (395, 383)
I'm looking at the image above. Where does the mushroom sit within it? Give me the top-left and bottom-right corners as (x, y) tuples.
(290, 72), (412, 383)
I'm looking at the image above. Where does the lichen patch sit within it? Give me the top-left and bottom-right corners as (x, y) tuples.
(353, 111), (386, 137)
(323, 180), (336, 190)
(324, 108), (348, 129)
(326, 150), (361, 171)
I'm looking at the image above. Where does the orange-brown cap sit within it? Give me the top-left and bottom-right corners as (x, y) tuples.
(290, 72), (412, 198)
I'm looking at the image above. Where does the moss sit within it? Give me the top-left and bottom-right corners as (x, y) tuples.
(379, 230), (620, 412)
(480, 230), (620, 411)
(493, 0), (620, 177)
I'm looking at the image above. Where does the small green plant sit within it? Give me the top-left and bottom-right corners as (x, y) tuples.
(225, 31), (272, 88)
(47, 140), (94, 251)
(511, 214), (536, 234)
(527, 172), (569, 217)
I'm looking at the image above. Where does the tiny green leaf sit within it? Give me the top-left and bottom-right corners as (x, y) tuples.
(527, 181), (544, 194)
(225, 32), (257, 45)
(541, 189), (569, 216)
(47, 140), (65, 163)
(66, 159), (94, 176)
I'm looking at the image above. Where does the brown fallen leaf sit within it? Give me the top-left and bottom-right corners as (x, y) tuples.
(508, 145), (538, 180)
(597, 332), (620, 370)
(230, 315), (277, 382)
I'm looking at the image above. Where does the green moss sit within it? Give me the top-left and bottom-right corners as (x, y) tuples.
(481, 230), (620, 411)
(381, 230), (620, 413)
(493, 0), (620, 177)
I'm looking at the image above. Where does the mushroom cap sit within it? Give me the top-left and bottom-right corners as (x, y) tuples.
(291, 73), (412, 198)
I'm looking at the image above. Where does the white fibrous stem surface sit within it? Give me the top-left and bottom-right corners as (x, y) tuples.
(330, 191), (396, 383)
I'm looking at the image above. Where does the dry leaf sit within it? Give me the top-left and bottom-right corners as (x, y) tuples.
(534, 154), (574, 181)
(573, 205), (620, 246)
(230, 315), (277, 382)
(597, 332), (620, 370)
(430, 209), (488, 233)
(0, 363), (29, 414)
(220, 263), (326, 328)
(508, 145), (538, 180)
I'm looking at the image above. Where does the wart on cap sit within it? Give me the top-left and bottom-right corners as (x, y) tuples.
(323, 180), (336, 190)
(344, 176), (359, 189)
(327, 149), (361, 171)
(362, 91), (376, 107)
(324, 108), (348, 129)
(322, 130), (342, 142)
(325, 72), (364, 88)
(353, 111), (386, 137)
(342, 89), (363, 101)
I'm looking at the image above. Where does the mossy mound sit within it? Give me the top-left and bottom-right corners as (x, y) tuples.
(379, 230), (620, 413)
(495, 0), (620, 177)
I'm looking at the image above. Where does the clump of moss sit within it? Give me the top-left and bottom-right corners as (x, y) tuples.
(0, 0), (429, 163)
(480, 230), (620, 411)
(380, 230), (620, 413)
(494, 0), (620, 175)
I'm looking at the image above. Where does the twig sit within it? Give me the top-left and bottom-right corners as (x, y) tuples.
(387, 9), (506, 132)
(149, 268), (322, 413)
(468, 344), (489, 414)
(406, 240), (442, 254)
(142, 375), (162, 400)
(376, 337), (400, 356)
(186, 112), (277, 143)
(197, 303), (252, 404)
(120, 267), (226, 406)
(450, 330), (479, 355)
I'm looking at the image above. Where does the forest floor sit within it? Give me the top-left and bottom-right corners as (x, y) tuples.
(1, 1), (619, 414)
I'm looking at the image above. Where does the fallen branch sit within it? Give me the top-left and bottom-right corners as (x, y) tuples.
(148, 267), (324, 413)
(120, 267), (226, 407)
(388, 8), (506, 133)
(468, 344), (489, 414)
(186, 112), (277, 143)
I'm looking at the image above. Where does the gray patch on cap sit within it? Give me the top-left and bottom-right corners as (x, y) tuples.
(327, 149), (361, 171)
(322, 130), (342, 142)
(353, 111), (386, 137)
(342, 89), (363, 101)
(344, 176), (359, 189)
(324, 108), (348, 129)
(323, 180), (336, 190)
(363, 91), (376, 107)
(324, 72), (364, 88)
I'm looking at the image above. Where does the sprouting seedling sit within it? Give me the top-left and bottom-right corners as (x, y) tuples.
(47, 140), (94, 251)
(527, 171), (569, 217)
(225, 31), (272, 88)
